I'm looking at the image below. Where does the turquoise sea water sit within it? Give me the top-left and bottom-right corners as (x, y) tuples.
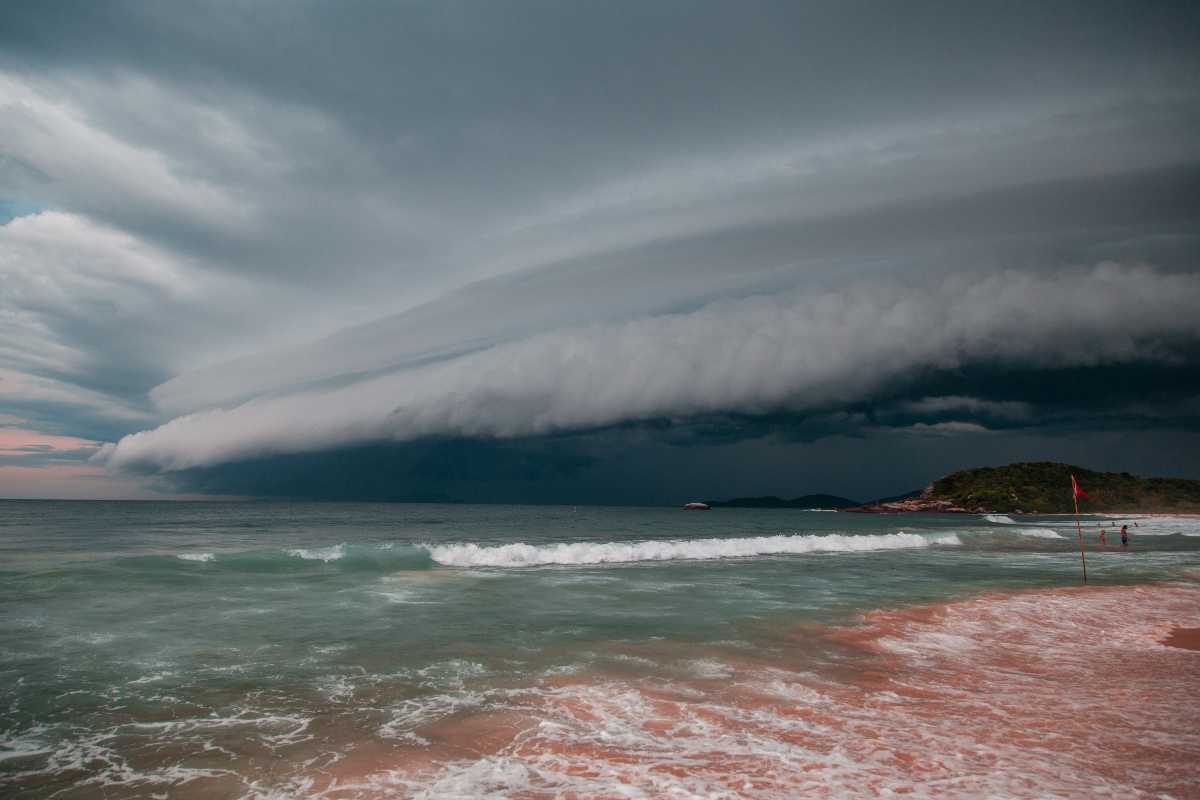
(2, 501), (1197, 797)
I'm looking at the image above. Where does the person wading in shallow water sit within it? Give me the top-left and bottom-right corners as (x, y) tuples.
(1120, 524), (1129, 548)
(1099, 527), (1107, 547)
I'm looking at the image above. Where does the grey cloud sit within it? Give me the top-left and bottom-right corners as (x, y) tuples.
(6, 3), (1198, 144)
(885, 422), (993, 437)
(894, 397), (1033, 421)
(99, 263), (1200, 471)
(150, 161), (1200, 415)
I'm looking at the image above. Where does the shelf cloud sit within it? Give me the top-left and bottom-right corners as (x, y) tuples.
(97, 263), (1200, 471)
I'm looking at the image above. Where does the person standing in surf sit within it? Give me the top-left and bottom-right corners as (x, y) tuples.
(1099, 527), (1107, 547)
(1120, 524), (1129, 548)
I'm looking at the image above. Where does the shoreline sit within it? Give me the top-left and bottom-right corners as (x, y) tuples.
(6, 580), (1197, 798)
(309, 581), (1200, 798)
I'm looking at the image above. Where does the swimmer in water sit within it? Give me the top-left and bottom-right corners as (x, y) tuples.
(1120, 524), (1129, 548)
(1099, 527), (1106, 547)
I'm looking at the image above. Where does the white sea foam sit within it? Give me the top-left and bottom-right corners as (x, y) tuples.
(286, 544), (346, 562)
(991, 515), (1199, 536)
(317, 674), (357, 703)
(378, 692), (485, 741)
(1011, 528), (1064, 539)
(684, 658), (734, 679)
(176, 552), (214, 562)
(416, 659), (489, 689)
(1038, 515), (1200, 536)
(0, 723), (245, 792)
(128, 671), (176, 685)
(126, 712), (311, 741)
(373, 588), (437, 604)
(1120, 516), (1200, 536)
(426, 532), (959, 568)
(0, 732), (55, 763)
(375, 585), (1200, 800)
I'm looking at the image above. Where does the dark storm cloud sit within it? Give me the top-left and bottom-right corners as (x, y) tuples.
(3, 1), (1200, 498)
(158, 423), (1200, 506)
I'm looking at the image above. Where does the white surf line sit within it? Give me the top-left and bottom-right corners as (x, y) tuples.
(426, 532), (960, 567)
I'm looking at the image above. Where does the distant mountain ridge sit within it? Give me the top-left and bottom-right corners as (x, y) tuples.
(850, 461), (1200, 514)
(705, 494), (859, 509)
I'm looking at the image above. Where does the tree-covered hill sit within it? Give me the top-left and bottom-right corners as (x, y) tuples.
(923, 462), (1200, 513)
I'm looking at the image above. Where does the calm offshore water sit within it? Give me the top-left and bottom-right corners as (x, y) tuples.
(2, 501), (1198, 797)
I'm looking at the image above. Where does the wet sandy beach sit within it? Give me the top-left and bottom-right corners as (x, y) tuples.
(297, 583), (1200, 799)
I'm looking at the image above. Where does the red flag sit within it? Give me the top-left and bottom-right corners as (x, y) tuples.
(1071, 474), (1089, 500)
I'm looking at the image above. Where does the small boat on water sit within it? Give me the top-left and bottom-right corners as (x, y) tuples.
(682, 502), (710, 510)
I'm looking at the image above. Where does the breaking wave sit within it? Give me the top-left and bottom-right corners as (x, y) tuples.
(983, 515), (1064, 537)
(1117, 517), (1200, 536)
(985, 514), (1200, 537)
(161, 544), (434, 573)
(426, 532), (960, 568)
(286, 544), (347, 562)
(1012, 528), (1065, 539)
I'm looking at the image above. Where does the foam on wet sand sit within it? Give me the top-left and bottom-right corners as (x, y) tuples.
(303, 583), (1200, 799)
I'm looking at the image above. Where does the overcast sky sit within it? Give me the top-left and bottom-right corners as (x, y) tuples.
(3, 1), (1200, 502)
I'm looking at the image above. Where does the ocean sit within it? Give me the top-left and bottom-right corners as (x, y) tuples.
(1, 501), (1198, 798)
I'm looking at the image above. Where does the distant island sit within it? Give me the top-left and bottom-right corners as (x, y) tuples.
(705, 494), (859, 509)
(847, 461), (1200, 514)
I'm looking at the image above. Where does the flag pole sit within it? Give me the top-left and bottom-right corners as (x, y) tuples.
(1072, 474), (1087, 585)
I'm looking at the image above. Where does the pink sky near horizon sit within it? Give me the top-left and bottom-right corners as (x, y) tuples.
(0, 462), (166, 500)
(0, 426), (210, 499)
(0, 426), (101, 456)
